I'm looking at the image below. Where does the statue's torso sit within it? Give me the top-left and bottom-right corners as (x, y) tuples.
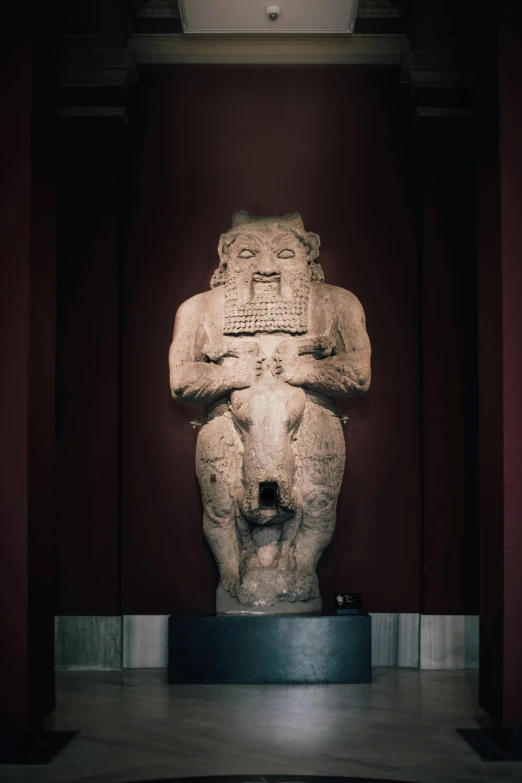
(195, 281), (344, 412)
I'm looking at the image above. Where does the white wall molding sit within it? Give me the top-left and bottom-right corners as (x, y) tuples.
(128, 33), (410, 65)
(123, 615), (169, 668)
(420, 615), (479, 670)
(55, 616), (123, 670)
(370, 613), (419, 667)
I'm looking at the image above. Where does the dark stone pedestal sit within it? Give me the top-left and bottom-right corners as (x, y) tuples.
(168, 614), (371, 684)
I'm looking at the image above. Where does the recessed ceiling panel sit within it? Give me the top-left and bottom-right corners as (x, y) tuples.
(178, 0), (359, 34)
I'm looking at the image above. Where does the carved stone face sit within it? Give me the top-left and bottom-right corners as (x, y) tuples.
(227, 225), (310, 294)
(213, 213), (322, 335)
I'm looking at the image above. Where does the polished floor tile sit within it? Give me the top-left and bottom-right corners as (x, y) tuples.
(0, 669), (520, 783)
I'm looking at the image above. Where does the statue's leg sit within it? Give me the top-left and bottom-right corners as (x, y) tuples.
(292, 400), (346, 598)
(196, 412), (242, 597)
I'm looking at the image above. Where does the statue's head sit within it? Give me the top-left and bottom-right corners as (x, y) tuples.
(212, 212), (323, 335)
(210, 211), (323, 290)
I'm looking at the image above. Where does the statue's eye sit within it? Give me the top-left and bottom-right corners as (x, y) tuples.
(238, 249), (255, 259)
(277, 249), (295, 259)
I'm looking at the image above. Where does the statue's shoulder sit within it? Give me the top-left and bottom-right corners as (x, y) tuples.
(176, 287), (223, 318)
(311, 281), (363, 313)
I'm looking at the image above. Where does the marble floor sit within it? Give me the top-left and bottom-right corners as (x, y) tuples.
(1, 669), (521, 783)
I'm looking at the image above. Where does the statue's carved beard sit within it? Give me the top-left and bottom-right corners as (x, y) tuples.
(223, 269), (310, 335)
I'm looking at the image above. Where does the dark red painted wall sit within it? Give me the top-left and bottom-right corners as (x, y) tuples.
(498, 12), (522, 727)
(477, 15), (504, 722)
(0, 35), (31, 732)
(55, 120), (122, 615)
(122, 66), (421, 613)
(420, 122), (478, 615)
(478, 1), (522, 727)
(0, 15), (56, 729)
(27, 25), (58, 722)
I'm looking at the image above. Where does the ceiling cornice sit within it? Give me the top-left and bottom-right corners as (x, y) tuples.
(128, 33), (410, 64)
(137, 0), (180, 18)
(357, 1), (402, 18)
(58, 48), (138, 88)
(58, 106), (129, 122)
(137, 0), (403, 21)
(401, 48), (474, 93)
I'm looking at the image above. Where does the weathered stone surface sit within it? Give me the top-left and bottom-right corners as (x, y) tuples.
(169, 212), (371, 614)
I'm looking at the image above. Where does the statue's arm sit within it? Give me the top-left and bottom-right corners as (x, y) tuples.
(169, 294), (262, 405)
(284, 289), (371, 399)
(169, 296), (240, 405)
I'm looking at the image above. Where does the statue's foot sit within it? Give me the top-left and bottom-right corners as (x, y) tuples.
(293, 569), (320, 602)
(218, 572), (240, 600)
(237, 566), (294, 607)
(236, 564), (319, 606)
(216, 581), (321, 615)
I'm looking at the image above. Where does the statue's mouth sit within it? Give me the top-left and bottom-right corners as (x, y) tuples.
(252, 274), (281, 283)
(241, 481), (294, 525)
(259, 481), (278, 509)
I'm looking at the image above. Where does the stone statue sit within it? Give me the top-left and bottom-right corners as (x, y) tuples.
(169, 212), (371, 614)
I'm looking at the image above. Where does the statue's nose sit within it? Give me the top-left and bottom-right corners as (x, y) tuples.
(256, 254), (279, 276)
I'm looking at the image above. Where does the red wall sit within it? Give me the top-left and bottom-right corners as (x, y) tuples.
(56, 120), (122, 614)
(27, 24), (58, 723)
(0, 35), (32, 732)
(498, 13), (522, 727)
(420, 122), (478, 615)
(122, 66), (421, 613)
(478, 1), (522, 727)
(0, 16), (56, 729)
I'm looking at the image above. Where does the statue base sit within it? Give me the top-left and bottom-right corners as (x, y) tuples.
(168, 613), (372, 684)
(216, 584), (322, 616)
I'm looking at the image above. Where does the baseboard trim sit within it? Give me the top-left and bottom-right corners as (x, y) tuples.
(54, 613), (479, 671)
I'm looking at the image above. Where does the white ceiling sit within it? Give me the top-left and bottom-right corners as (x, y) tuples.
(178, 0), (359, 34)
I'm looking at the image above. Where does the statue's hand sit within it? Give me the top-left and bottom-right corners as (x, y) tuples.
(274, 352), (313, 387)
(273, 335), (334, 387)
(224, 348), (265, 389)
